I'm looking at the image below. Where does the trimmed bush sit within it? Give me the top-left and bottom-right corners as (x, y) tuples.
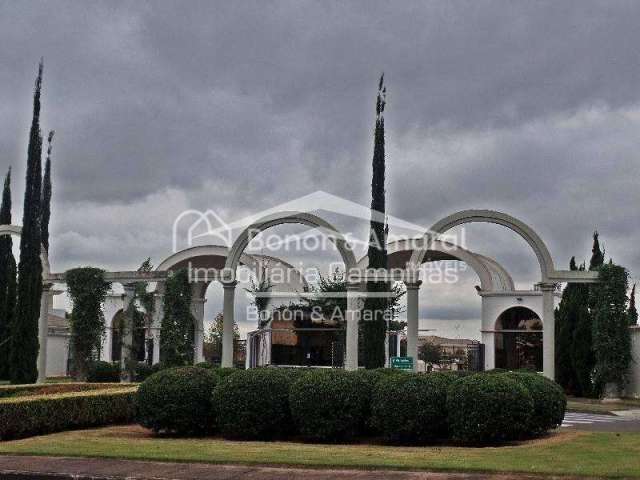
(87, 361), (121, 383)
(134, 362), (166, 382)
(211, 367), (239, 381)
(213, 368), (299, 439)
(501, 372), (566, 434)
(447, 373), (533, 444)
(136, 366), (218, 435)
(0, 388), (137, 440)
(0, 382), (123, 399)
(289, 370), (369, 441)
(372, 372), (457, 443)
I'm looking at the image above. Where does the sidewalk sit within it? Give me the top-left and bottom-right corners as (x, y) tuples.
(0, 455), (586, 480)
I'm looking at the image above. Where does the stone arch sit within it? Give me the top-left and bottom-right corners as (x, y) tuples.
(494, 305), (543, 329)
(409, 210), (555, 282)
(0, 224), (50, 277)
(224, 211), (357, 279)
(357, 238), (496, 291)
(494, 306), (543, 371)
(157, 244), (309, 292)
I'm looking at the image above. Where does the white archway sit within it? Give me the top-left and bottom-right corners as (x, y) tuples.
(409, 210), (555, 282)
(221, 211), (359, 369)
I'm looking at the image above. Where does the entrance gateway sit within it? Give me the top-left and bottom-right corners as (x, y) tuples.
(4, 208), (599, 382)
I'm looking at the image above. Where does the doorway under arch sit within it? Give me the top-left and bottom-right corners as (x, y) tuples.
(494, 306), (542, 371)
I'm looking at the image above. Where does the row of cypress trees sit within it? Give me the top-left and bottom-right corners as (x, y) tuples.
(555, 232), (635, 397)
(0, 61), (54, 383)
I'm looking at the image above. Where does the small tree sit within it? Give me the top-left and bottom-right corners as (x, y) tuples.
(419, 342), (442, 366)
(161, 268), (194, 367)
(628, 284), (637, 326)
(244, 263), (273, 325)
(591, 262), (632, 396)
(204, 312), (239, 363)
(65, 267), (111, 380)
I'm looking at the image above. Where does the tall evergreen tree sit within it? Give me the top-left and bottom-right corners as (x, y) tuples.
(362, 75), (389, 368)
(570, 231), (605, 397)
(591, 263), (631, 395)
(0, 168), (16, 379)
(41, 130), (54, 252)
(589, 231), (605, 271)
(555, 257), (579, 392)
(628, 284), (637, 326)
(10, 61), (44, 384)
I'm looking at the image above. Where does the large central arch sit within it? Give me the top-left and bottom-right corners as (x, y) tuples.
(224, 211), (357, 276)
(408, 210), (555, 282)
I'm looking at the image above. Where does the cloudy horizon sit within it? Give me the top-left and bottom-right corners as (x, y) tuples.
(1, 1), (639, 337)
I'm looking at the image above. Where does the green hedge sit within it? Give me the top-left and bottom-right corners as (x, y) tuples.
(0, 388), (137, 440)
(87, 361), (121, 383)
(447, 373), (533, 444)
(0, 382), (124, 399)
(136, 366), (218, 435)
(372, 372), (457, 443)
(501, 372), (566, 434)
(213, 368), (300, 439)
(289, 370), (369, 441)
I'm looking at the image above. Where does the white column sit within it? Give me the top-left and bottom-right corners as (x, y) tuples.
(345, 284), (361, 371)
(480, 295), (495, 371)
(121, 283), (136, 380)
(191, 294), (206, 364)
(37, 283), (52, 383)
(221, 281), (237, 368)
(151, 285), (164, 365)
(102, 327), (113, 362)
(541, 283), (557, 379)
(405, 280), (421, 372)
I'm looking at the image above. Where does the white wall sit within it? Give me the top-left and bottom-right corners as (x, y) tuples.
(625, 327), (640, 398)
(46, 334), (69, 377)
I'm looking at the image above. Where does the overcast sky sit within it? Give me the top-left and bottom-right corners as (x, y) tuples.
(1, 1), (639, 338)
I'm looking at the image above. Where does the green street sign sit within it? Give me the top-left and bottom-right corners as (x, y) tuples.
(391, 356), (414, 370)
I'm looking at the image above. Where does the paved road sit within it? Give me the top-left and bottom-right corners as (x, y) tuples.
(562, 412), (640, 432)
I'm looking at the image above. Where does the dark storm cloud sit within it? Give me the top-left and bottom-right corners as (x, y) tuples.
(0, 0), (639, 325)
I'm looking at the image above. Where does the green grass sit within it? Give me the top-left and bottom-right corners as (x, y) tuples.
(1, 426), (639, 477)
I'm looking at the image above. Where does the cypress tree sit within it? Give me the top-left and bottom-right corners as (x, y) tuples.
(591, 263), (631, 395)
(41, 130), (54, 252)
(628, 284), (637, 326)
(570, 231), (604, 397)
(555, 257), (578, 392)
(0, 168), (16, 379)
(10, 61), (44, 384)
(362, 75), (389, 368)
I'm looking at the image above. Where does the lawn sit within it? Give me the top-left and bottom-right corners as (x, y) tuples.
(1, 426), (640, 477)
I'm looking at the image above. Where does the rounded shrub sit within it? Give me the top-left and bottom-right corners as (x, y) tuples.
(213, 368), (299, 439)
(212, 368), (239, 381)
(372, 372), (457, 443)
(136, 366), (218, 435)
(501, 372), (566, 434)
(351, 368), (406, 434)
(87, 361), (121, 383)
(195, 362), (213, 369)
(289, 370), (369, 441)
(447, 373), (533, 444)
